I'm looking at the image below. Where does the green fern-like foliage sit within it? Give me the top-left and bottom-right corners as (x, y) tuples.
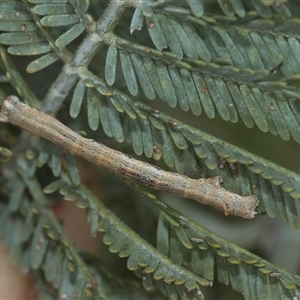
(0, 0), (300, 299)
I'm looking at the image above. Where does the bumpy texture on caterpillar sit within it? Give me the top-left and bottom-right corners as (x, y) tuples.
(0, 96), (259, 218)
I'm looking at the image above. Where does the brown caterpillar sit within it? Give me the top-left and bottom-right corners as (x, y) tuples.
(0, 96), (259, 218)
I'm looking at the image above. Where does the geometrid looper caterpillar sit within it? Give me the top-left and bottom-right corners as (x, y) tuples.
(0, 96), (259, 218)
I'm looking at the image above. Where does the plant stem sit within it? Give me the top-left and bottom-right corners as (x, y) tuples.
(41, 0), (129, 115)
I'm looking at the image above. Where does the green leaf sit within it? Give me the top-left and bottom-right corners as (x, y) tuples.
(263, 92), (290, 140)
(70, 80), (86, 119)
(37, 140), (51, 167)
(130, 7), (144, 34)
(109, 98), (126, 119)
(131, 53), (155, 100)
(230, 0), (246, 17)
(204, 75), (230, 121)
(161, 129), (175, 168)
(168, 65), (189, 111)
(174, 226), (193, 250)
(240, 85), (268, 132)
(55, 23), (85, 48)
(68, 0), (89, 15)
(8, 179), (25, 212)
(98, 95), (113, 138)
(87, 87), (100, 131)
(40, 14), (79, 27)
(105, 45), (118, 86)
(120, 50), (138, 96)
(143, 56), (166, 100)
(169, 17), (197, 59)
(50, 146), (62, 177)
(26, 53), (58, 73)
(0, 21), (37, 32)
(8, 42), (51, 55)
(108, 100), (124, 143)
(33, 4), (74, 15)
(181, 68), (202, 116)
(156, 60), (177, 108)
(167, 124), (188, 150)
(192, 72), (215, 119)
(66, 153), (80, 185)
(156, 13), (183, 59)
(145, 12), (167, 51)
(276, 35), (300, 75)
(43, 179), (67, 194)
(186, 0), (203, 18)
(0, 32), (45, 45)
(140, 118), (154, 158)
(181, 21), (210, 62)
(88, 208), (99, 237)
(157, 214), (169, 256)
(218, 0), (235, 16)
(220, 30), (247, 68)
(108, 229), (126, 253)
(114, 94), (136, 119)
(127, 245), (140, 270)
(30, 221), (49, 269)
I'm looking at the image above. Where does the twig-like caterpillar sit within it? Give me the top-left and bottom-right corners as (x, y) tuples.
(0, 96), (259, 218)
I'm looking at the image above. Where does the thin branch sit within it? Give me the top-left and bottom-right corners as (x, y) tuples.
(0, 96), (259, 218)
(41, 0), (129, 115)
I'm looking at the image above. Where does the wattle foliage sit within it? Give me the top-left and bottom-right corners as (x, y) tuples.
(0, 1), (300, 299)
